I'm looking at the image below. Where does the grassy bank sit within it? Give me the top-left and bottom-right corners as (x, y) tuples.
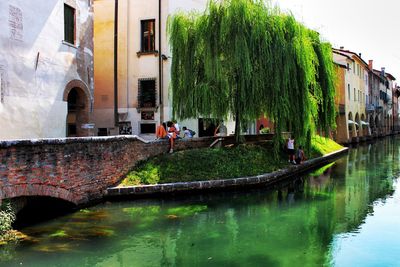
(120, 135), (343, 186)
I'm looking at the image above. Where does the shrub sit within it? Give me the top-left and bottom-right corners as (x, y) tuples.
(0, 202), (16, 241)
(260, 127), (270, 134)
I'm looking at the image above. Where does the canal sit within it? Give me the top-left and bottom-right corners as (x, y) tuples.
(1, 137), (400, 266)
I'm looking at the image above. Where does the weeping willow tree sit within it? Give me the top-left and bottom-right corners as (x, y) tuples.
(168, 0), (336, 154)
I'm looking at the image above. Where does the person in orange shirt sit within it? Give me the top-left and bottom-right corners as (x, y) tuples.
(156, 122), (168, 139)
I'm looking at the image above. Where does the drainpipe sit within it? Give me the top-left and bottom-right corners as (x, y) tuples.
(158, 0), (164, 123)
(114, 0), (119, 128)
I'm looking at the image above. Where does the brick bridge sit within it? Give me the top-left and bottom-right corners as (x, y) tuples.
(0, 134), (277, 206)
(0, 136), (215, 206)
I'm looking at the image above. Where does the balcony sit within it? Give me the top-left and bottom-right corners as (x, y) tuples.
(366, 104), (375, 113)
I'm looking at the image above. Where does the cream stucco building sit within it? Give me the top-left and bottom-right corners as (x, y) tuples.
(0, 0), (94, 140)
(333, 48), (369, 143)
(333, 47), (398, 144)
(93, 0), (238, 137)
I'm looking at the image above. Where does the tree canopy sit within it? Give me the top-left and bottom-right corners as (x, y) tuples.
(168, 0), (336, 152)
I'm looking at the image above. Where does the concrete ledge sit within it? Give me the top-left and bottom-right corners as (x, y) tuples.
(107, 147), (349, 198)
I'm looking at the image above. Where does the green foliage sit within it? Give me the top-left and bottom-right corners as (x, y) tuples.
(310, 135), (343, 157)
(168, 0), (336, 152)
(260, 127), (270, 134)
(308, 162), (335, 177)
(120, 136), (342, 185)
(121, 144), (287, 185)
(49, 230), (68, 238)
(166, 205), (208, 217)
(0, 202), (16, 242)
(120, 163), (160, 186)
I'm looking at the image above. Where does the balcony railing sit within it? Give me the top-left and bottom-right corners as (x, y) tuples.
(366, 104), (375, 113)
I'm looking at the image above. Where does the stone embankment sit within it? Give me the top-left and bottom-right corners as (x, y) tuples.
(107, 147), (349, 198)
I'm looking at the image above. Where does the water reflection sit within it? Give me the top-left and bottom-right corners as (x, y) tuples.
(1, 137), (400, 266)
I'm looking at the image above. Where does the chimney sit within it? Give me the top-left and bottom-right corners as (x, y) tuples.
(368, 60), (373, 69)
(340, 46), (344, 50)
(381, 67), (386, 77)
(358, 53), (362, 58)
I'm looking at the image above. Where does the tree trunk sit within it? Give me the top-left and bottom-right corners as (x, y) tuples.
(235, 107), (241, 144)
(234, 78), (242, 144)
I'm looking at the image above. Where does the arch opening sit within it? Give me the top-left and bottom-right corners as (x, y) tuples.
(12, 196), (77, 229)
(66, 87), (90, 137)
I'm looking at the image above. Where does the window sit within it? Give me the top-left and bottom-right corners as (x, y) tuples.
(98, 128), (108, 136)
(140, 123), (156, 134)
(138, 79), (157, 108)
(348, 84), (351, 100)
(141, 19), (155, 52)
(64, 4), (75, 44)
(353, 62), (355, 74)
(354, 88), (356, 102)
(67, 124), (77, 136)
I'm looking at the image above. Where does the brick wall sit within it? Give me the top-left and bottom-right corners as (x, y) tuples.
(0, 136), (213, 205)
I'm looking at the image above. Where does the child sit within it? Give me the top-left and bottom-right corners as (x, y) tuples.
(295, 146), (306, 164)
(182, 126), (194, 138)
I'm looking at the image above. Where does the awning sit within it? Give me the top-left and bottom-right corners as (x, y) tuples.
(348, 120), (359, 126)
(361, 121), (369, 126)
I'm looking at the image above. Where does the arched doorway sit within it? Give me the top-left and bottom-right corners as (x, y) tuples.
(63, 80), (91, 137)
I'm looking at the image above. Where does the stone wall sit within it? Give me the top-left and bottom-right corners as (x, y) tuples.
(0, 136), (213, 205)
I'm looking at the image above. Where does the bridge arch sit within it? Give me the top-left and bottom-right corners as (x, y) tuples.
(1, 184), (80, 205)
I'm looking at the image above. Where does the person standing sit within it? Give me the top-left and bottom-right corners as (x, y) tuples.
(287, 136), (295, 164)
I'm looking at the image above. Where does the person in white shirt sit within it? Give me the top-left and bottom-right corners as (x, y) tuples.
(287, 136), (295, 164)
(183, 127), (193, 138)
(172, 120), (181, 137)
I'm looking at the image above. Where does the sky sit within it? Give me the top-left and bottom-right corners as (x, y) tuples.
(272, 0), (400, 80)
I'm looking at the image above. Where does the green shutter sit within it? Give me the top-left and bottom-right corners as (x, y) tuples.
(64, 4), (75, 44)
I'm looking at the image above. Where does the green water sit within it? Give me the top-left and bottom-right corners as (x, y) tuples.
(2, 137), (400, 267)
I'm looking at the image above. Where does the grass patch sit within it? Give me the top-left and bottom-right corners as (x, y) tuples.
(119, 136), (343, 185)
(310, 135), (344, 157)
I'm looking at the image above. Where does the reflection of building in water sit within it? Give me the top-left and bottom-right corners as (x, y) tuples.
(332, 140), (395, 233)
